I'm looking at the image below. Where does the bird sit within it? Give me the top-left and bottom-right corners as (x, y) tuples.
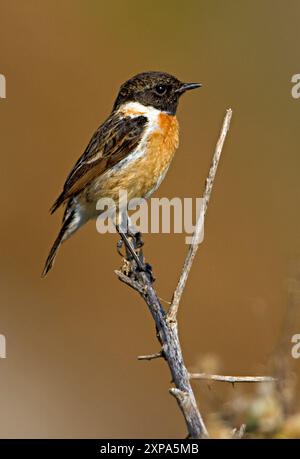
(42, 71), (201, 277)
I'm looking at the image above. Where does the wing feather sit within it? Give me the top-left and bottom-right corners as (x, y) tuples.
(51, 114), (148, 213)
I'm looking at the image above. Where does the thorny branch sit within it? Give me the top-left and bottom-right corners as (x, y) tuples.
(114, 108), (273, 438)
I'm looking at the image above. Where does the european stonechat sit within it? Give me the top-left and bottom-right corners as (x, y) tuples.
(42, 71), (201, 276)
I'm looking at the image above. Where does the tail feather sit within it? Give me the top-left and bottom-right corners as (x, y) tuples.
(50, 192), (65, 214)
(42, 212), (74, 277)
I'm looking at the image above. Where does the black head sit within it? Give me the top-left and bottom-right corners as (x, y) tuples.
(113, 71), (201, 115)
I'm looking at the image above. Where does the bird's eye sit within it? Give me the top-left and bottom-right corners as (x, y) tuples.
(154, 84), (167, 96)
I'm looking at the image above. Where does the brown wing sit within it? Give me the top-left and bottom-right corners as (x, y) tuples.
(51, 113), (148, 213)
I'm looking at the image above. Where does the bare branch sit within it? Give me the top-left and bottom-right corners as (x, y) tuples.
(115, 239), (208, 438)
(168, 109), (233, 322)
(189, 372), (276, 384)
(138, 351), (163, 361)
(115, 270), (146, 295)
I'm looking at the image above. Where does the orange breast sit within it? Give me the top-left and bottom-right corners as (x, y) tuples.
(91, 113), (179, 202)
(148, 112), (179, 167)
(126, 113), (179, 197)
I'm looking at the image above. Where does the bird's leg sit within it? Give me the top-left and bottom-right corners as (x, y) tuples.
(128, 230), (144, 249)
(117, 228), (145, 271)
(124, 217), (146, 265)
(129, 231), (154, 282)
(135, 232), (144, 249)
(116, 211), (130, 259)
(126, 216), (144, 249)
(117, 239), (126, 258)
(116, 216), (154, 282)
(126, 215), (145, 267)
(116, 238), (131, 276)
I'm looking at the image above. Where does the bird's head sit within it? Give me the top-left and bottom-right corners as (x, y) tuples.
(113, 71), (201, 115)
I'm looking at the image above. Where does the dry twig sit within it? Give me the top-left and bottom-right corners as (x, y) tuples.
(189, 373), (276, 384)
(168, 109), (232, 322)
(137, 352), (163, 361)
(232, 424), (246, 439)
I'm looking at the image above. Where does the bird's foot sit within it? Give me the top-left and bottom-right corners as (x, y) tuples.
(134, 232), (144, 249)
(117, 239), (126, 258)
(141, 262), (155, 283)
(116, 233), (154, 282)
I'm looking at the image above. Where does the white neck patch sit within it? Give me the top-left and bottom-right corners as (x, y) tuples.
(120, 101), (161, 121)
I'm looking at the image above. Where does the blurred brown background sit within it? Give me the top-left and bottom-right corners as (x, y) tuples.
(0, 0), (300, 438)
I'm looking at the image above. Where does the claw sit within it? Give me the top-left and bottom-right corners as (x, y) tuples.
(143, 262), (155, 283)
(117, 239), (125, 258)
(135, 232), (144, 249)
(116, 230), (154, 281)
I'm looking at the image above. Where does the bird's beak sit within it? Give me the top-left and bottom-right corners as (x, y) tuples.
(175, 82), (202, 94)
